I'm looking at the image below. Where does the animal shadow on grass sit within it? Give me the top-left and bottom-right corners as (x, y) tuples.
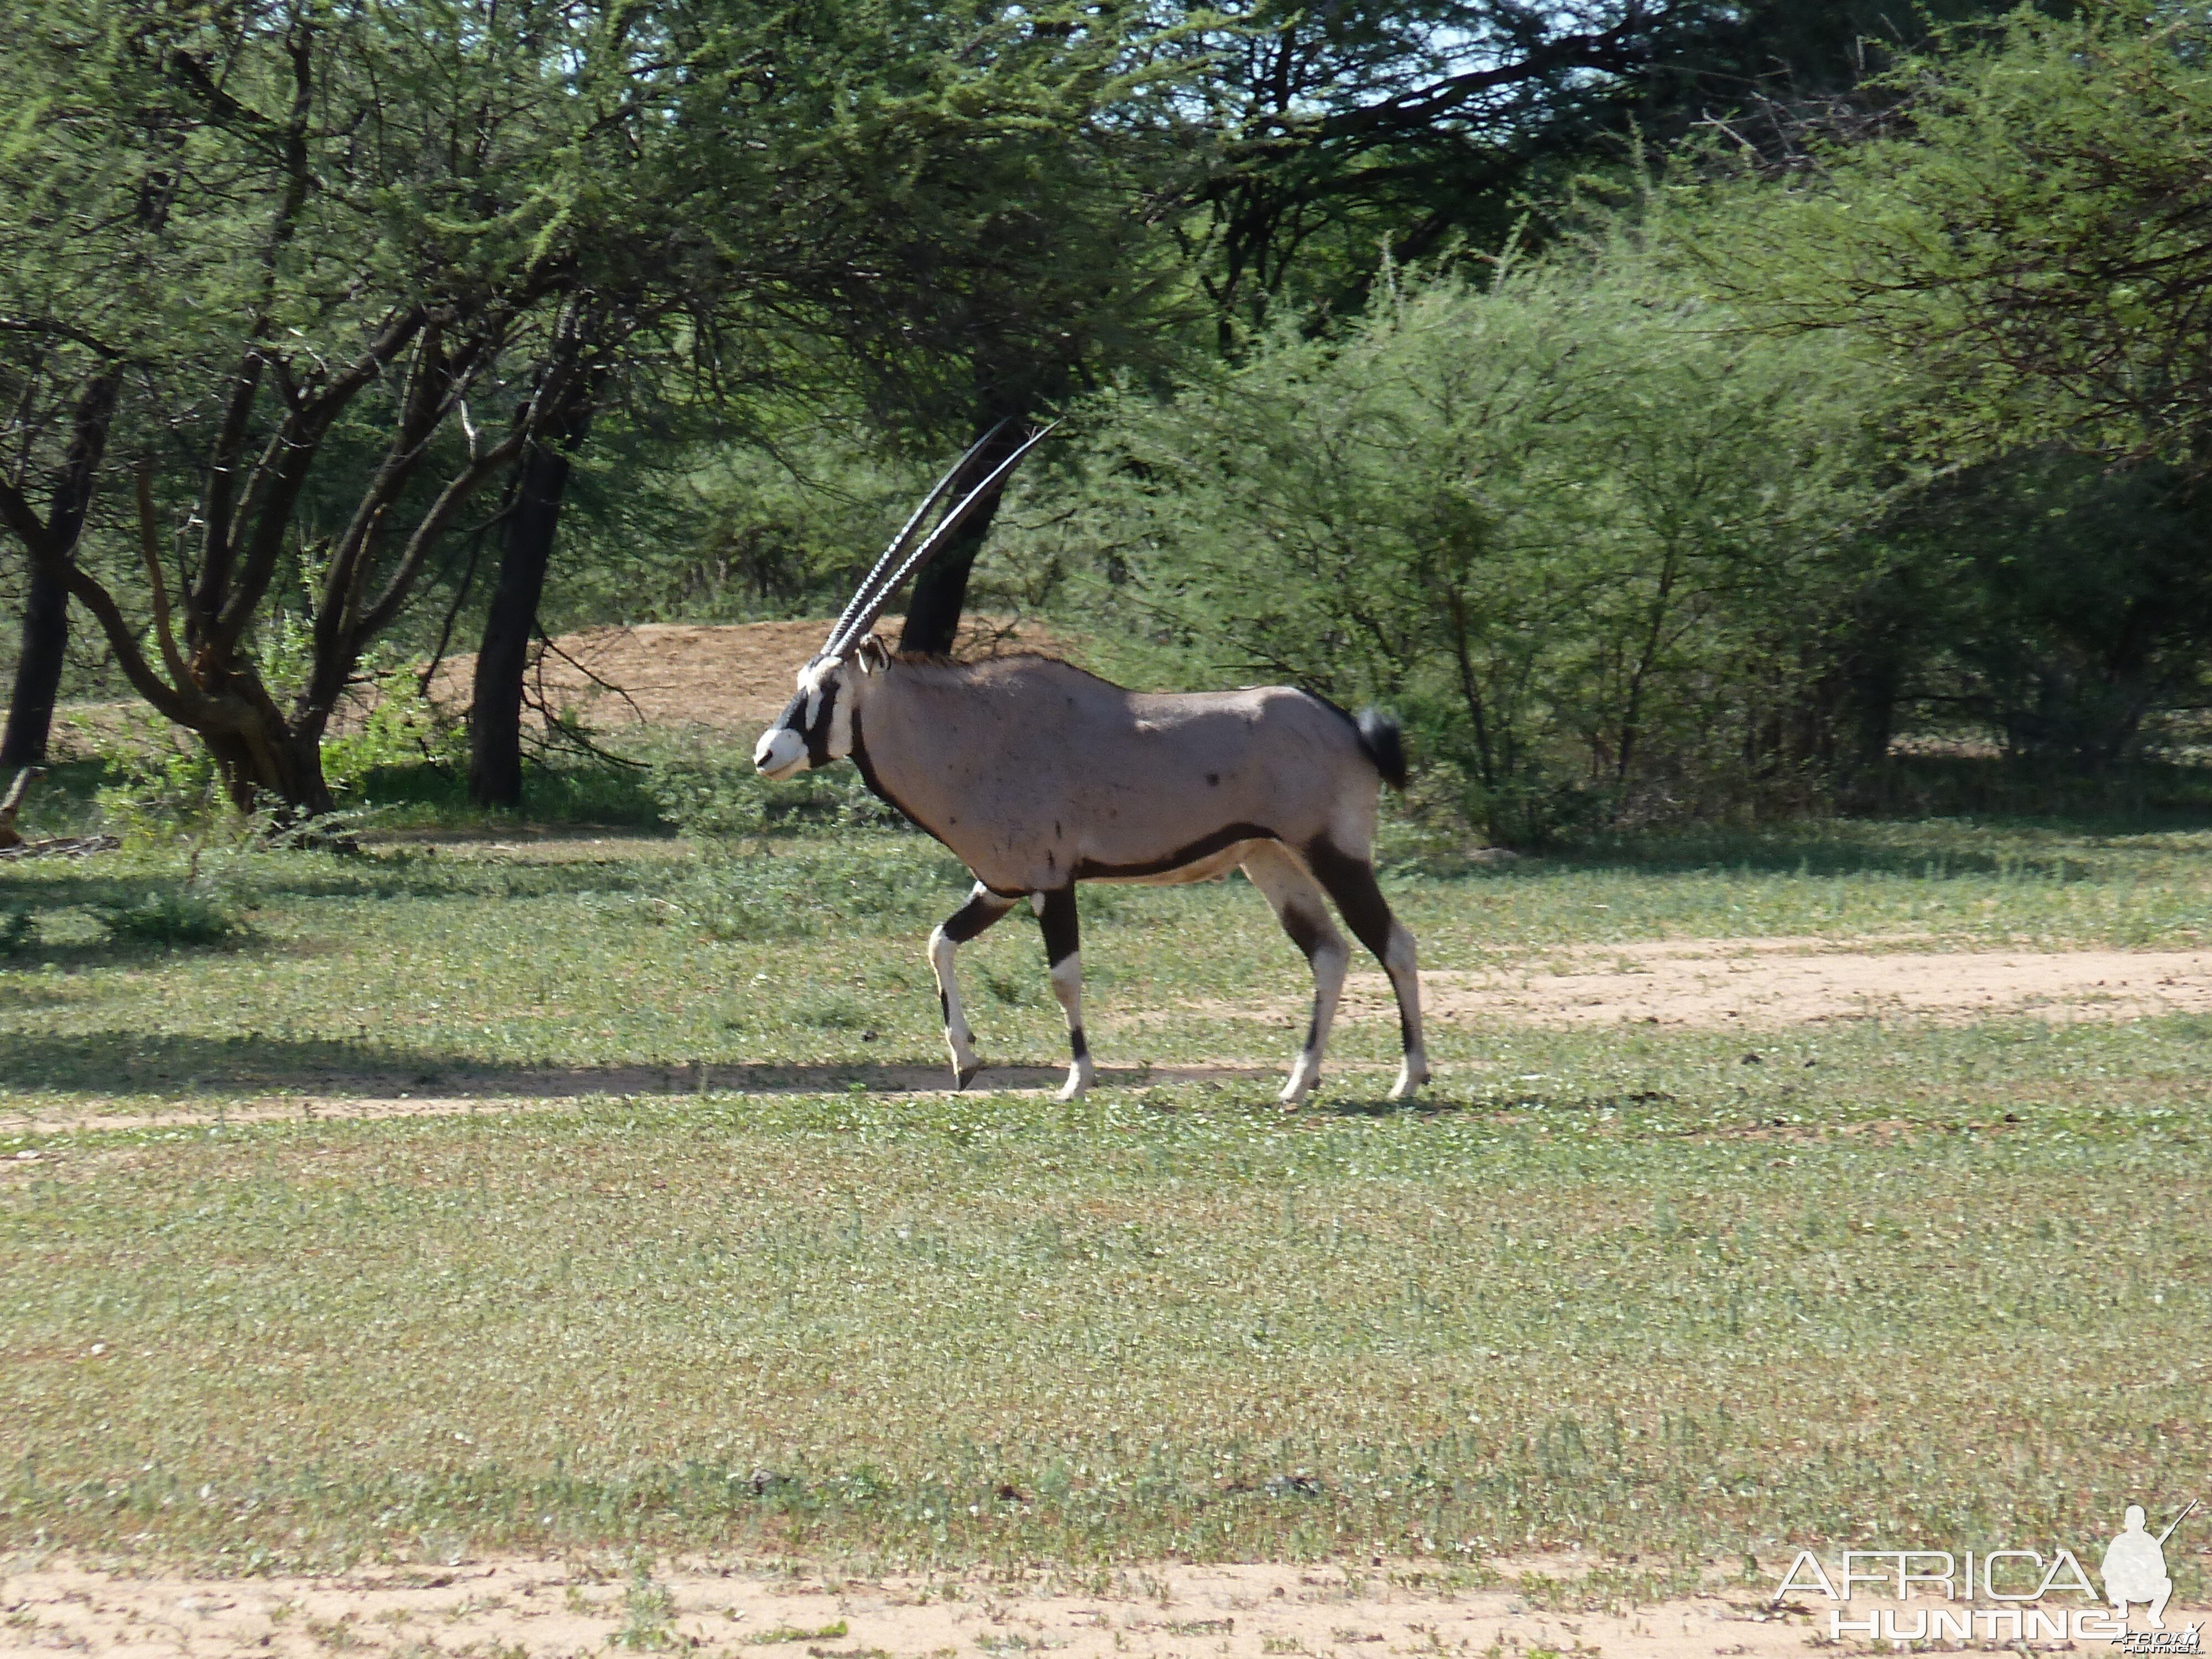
(0, 1031), (1271, 1103)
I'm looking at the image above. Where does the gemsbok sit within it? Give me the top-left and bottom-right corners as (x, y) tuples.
(752, 424), (1426, 1105)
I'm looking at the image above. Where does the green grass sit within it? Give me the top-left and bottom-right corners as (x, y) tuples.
(3, 816), (2211, 1105)
(1, 811), (2209, 1578)
(1, 1086), (2204, 1577)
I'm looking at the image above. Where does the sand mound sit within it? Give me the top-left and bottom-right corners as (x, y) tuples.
(424, 615), (1074, 735)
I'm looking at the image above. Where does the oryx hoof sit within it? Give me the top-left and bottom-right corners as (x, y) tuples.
(953, 1062), (980, 1091)
(1056, 1060), (1094, 1102)
(1278, 1055), (1321, 1108)
(1387, 1057), (1431, 1101)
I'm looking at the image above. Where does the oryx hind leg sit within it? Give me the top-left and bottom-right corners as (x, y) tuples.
(1240, 842), (1349, 1107)
(1035, 887), (1094, 1101)
(929, 882), (1017, 1089)
(1306, 842), (1428, 1100)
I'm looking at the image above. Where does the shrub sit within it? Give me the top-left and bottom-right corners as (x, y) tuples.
(93, 887), (248, 948)
(1042, 241), (1901, 842)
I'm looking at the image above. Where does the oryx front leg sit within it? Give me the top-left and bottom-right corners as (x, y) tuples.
(928, 883), (1016, 1088)
(1241, 843), (1349, 1107)
(1036, 887), (1093, 1100)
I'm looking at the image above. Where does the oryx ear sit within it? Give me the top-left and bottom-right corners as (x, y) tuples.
(858, 634), (890, 674)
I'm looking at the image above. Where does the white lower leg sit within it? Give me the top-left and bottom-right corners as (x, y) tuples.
(1383, 922), (1428, 1099)
(927, 926), (981, 1087)
(1048, 951), (1094, 1101)
(1280, 939), (1348, 1105)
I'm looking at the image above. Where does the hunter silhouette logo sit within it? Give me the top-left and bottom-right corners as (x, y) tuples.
(2105, 1500), (2197, 1632)
(1773, 1498), (2202, 1647)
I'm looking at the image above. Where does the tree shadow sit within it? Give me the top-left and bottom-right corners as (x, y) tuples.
(1438, 829), (2112, 882)
(0, 1030), (1271, 1103)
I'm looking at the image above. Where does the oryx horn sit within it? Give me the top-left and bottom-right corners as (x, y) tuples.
(826, 419), (1060, 657)
(821, 421), (1012, 659)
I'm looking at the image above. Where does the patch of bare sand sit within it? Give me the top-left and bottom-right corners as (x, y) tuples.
(422, 615), (1076, 735)
(44, 616), (1075, 761)
(1327, 939), (2212, 1030)
(0, 1554), (1989, 1658)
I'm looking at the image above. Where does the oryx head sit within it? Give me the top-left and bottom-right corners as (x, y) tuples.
(753, 643), (880, 778)
(752, 418), (1058, 780)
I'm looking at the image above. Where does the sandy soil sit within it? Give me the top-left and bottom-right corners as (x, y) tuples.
(45, 616), (1072, 759)
(421, 615), (1074, 735)
(1312, 936), (2212, 1031)
(0, 1553), (1991, 1658)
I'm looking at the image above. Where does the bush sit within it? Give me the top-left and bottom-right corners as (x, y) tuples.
(93, 887), (249, 947)
(89, 712), (228, 844)
(1040, 240), (1901, 843)
(0, 905), (35, 958)
(634, 735), (904, 838)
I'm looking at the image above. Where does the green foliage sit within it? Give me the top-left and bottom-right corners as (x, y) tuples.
(90, 714), (228, 846)
(0, 904), (34, 958)
(635, 734), (901, 838)
(611, 1558), (677, 1651)
(1885, 453), (2212, 769)
(1693, 3), (2212, 476)
(556, 441), (938, 628)
(1052, 242), (1898, 842)
(92, 885), (248, 949)
(320, 658), (471, 801)
(664, 834), (972, 942)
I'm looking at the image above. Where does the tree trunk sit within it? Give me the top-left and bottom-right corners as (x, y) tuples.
(898, 411), (1030, 656)
(1, 370), (118, 769)
(203, 717), (337, 820)
(468, 394), (593, 808)
(1, 560), (70, 769)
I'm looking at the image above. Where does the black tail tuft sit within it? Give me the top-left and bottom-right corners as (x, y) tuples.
(1355, 708), (1407, 792)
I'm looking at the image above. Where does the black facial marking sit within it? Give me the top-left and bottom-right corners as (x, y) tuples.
(1038, 887), (1081, 967)
(802, 677), (840, 768)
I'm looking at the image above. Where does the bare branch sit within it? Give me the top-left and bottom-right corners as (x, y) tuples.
(136, 460), (192, 690)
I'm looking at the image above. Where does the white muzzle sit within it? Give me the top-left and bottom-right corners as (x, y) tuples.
(754, 726), (806, 779)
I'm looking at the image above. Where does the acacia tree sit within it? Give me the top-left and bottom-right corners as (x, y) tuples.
(0, 0), (755, 814)
(1695, 3), (2212, 483)
(460, 0), (1192, 788)
(776, 1), (1194, 655)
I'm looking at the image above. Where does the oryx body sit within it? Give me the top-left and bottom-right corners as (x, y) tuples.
(756, 644), (1426, 1104)
(749, 421), (1426, 1105)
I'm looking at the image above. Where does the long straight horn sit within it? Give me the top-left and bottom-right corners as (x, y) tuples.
(835, 419), (1060, 650)
(822, 420), (1011, 658)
